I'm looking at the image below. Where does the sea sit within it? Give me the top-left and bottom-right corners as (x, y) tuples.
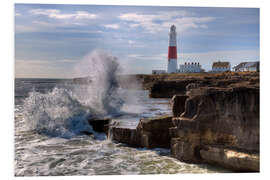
(14, 78), (230, 176)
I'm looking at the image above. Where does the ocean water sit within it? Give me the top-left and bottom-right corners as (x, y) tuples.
(14, 78), (229, 176)
(14, 51), (230, 176)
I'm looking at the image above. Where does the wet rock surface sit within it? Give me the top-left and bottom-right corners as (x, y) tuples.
(88, 118), (111, 133)
(110, 127), (139, 146)
(111, 115), (174, 149)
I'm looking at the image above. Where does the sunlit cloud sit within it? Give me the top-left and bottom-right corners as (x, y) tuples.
(104, 24), (120, 29)
(119, 11), (215, 33)
(29, 9), (98, 20)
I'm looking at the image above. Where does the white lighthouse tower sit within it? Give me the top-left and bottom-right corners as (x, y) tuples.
(167, 25), (178, 73)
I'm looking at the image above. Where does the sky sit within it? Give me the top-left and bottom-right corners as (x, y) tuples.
(15, 4), (259, 78)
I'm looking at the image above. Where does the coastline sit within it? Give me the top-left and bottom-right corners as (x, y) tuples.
(98, 72), (260, 172)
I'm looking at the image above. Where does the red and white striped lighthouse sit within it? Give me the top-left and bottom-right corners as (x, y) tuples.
(167, 25), (178, 73)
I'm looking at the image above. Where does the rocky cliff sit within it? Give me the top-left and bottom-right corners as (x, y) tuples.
(105, 72), (260, 172)
(149, 72), (259, 98)
(170, 84), (259, 171)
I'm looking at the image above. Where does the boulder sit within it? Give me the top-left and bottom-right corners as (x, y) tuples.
(110, 127), (140, 147)
(137, 115), (174, 148)
(111, 115), (174, 149)
(88, 118), (111, 133)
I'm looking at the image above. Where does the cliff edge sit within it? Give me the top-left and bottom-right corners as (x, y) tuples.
(109, 72), (260, 172)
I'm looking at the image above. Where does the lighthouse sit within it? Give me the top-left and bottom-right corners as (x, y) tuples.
(167, 25), (178, 73)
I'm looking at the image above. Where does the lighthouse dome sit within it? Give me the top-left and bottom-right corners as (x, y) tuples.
(170, 25), (176, 32)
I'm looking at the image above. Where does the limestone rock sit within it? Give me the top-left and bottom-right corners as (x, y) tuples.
(200, 145), (259, 172)
(149, 72), (259, 98)
(171, 95), (188, 117)
(137, 115), (174, 148)
(88, 118), (111, 133)
(110, 127), (139, 146)
(111, 115), (174, 149)
(170, 86), (260, 171)
(149, 80), (196, 98)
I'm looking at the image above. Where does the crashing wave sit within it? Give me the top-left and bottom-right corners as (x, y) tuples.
(22, 50), (124, 138)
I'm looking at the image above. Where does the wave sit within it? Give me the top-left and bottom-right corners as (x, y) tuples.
(22, 50), (125, 138)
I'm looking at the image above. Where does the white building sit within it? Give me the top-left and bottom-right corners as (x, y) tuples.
(178, 62), (203, 73)
(233, 61), (259, 72)
(152, 70), (167, 75)
(212, 61), (231, 72)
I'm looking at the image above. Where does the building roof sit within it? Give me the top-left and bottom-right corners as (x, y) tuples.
(245, 62), (259, 68)
(212, 61), (230, 68)
(233, 62), (246, 69)
(233, 61), (259, 69)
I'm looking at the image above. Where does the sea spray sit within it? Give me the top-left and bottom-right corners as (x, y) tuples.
(23, 88), (92, 137)
(106, 119), (118, 141)
(73, 50), (124, 115)
(22, 50), (125, 138)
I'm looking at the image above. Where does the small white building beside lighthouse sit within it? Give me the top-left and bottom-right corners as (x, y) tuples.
(178, 62), (204, 73)
(167, 25), (178, 73)
(212, 61), (231, 72)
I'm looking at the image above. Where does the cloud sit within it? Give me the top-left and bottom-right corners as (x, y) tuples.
(15, 59), (76, 78)
(199, 24), (208, 29)
(16, 59), (76, 65)
(129, 24), (140, 28)
(126, 40), (145, 48)
(128, 50), (259, 62)
(15, 24), (38, 33)
(16, 59), (50, 65)
(127, 50), (259, 71)
(29, 9), (97, 20)
(18, 9), (98, 33)
(15, 59), (51, 78)
(127, 53), (166, 60)
(127, 54), (140, 58)
(57, 59), (76, 63)
(179, 50), (259, 62)
(128, 40), (135, 44)
(119, 11), (215, 33)
(104, 24), (120, 29)
(32, 20), (86, 27)
(75, 11), (98, 20)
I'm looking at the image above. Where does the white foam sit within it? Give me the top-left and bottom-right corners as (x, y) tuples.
(21, 51), (126, 138)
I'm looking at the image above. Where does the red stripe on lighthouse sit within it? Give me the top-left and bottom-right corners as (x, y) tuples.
(168, 46), (177, 59)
